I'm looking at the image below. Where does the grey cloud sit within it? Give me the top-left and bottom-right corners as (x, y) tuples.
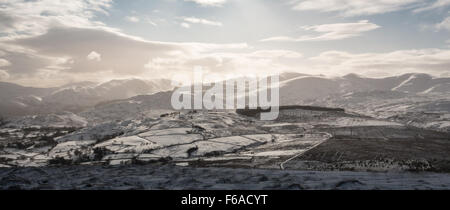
(291, 0), (421, 16)
(0, 70), (9, 80)
(0, 0), (113, 37)
(0, 12), (16, 32)
(0, 26), (254, 85)
(307, 49), (450, 77)
(184, 0), (227, 7)
(1, 50), (57, 75)
(261, 20), (380, 42)
(8, 27), (186, 75)
(0, 58), (11, 67)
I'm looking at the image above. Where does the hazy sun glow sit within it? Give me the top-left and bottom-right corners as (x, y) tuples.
(0, 0), (449, 87)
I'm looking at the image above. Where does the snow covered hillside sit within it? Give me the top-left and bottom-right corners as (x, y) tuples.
(0, 78), (173, 117)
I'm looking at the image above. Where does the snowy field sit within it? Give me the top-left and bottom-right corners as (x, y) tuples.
(0, 164), (449, 190)
(1, 109), (450, 190)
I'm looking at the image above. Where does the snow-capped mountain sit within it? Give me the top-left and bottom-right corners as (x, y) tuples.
(280, 73), (449, 103)
(44, 78), (173, 107)
(79, 91), (174, 125)
(277, 73), (450, 132)
(0, 79), (174, 117)
(1, 72), (450, 172)
(68, 72), (450, 128)
(6, 112), (88, 128)
(279, 73), (450, 106)
(2, 72), (450, 130)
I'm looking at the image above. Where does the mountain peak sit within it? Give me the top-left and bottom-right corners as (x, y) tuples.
(342, 73), (363, 80)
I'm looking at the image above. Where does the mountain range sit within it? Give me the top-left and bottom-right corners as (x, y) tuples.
(1, 72), (449, 130)
(0, 78), (173, 117)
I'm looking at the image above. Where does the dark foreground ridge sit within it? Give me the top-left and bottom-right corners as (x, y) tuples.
(0, 164), (449, 190)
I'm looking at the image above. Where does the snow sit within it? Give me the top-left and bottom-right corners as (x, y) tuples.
(194, 141), (237, 155)
(425, 121), (450, 129)
(242, 150), (305, 157)
(142, 135), (262, 160)
(150, 144), (195, 159)
(0, 154), (21, 160)
(102, 153), (136, 161)
(138, 128), (192, 137)
(209, 136), (258, 146)
(421, 86), (437, 94)
(127, 134), (268, 160)
(137, 153), (162, 161)
(94, 136), (157, 153)
(143, 134), (203, 147)
(243, 134), (274, 142)
(6, 112), (88, 128)
(392, 74), (417, 92)
(200, 156), (253, 161)
(49, 140), (96, 158)
(175, 162), (189, 167)
(1, 99), (449, 189)
(109, 159), (132, 165)
(56, 122), (124, 142)
(262, 123), (296, 127)
(328, 117), (403, 127)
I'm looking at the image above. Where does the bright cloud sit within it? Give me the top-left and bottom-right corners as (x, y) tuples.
(0, 70), (9, 80)
(182, 17), (223, 26)
(180, 23), (191, 28)
(261, 20), (380, 42)
(144, 49), (304, 80)
(291, 0), (420, 16)
(307, 49), (450, 77)
(436, 16), (450, 31)
(145, 17), (158, 26)
(125, 16), (140, 23)
(0, 0), (113, 37)
(87, 51), (102, 61)
(184, 0), (227, 7)
(414, 0), (450, 13)
(1, 26), (258, 86)
(0, 58), (11, 67)
(0, 0), (449, 86)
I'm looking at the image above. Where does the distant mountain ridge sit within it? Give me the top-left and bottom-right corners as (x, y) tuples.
(0, 78), (173, 117)
(1, 72), (449, 119)
(280, 73), (450, 105)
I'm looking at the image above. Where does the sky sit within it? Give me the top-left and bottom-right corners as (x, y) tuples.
(0, 0), (449, 87)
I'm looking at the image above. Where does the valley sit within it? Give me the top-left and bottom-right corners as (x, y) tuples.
(1, 72), (450, 190)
